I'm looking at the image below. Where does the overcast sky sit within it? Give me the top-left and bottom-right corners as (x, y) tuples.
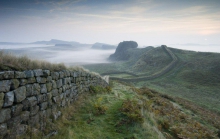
(1, 0), (220, 46)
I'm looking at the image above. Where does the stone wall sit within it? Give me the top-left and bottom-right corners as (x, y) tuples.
(0, 69), (108, 138)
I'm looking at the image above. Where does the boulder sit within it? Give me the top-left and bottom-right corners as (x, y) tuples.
(14, 86), (26, 103)
(3, 91), (14, 107)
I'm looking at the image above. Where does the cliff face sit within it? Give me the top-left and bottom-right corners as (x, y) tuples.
(109, 41), (138, 61)
(0, 69), (108, 138)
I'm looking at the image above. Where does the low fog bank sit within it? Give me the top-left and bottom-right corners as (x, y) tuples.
(46, 49), (115, 66)
(0, 44), (115, 66)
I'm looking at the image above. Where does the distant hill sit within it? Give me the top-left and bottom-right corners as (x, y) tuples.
(32, 39), (80, 45)
(55, 44), (73, 47)
(0, 42), (25, 45)
(91, 42), (116, 50)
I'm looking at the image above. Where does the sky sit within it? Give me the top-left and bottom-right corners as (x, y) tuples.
(1, 0), (220, 46)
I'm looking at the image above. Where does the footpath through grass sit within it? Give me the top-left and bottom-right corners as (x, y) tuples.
(48, 81), (161, 139)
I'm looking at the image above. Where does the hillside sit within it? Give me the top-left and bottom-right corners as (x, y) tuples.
(84, 42), (220, 115)
(30, 81), (219, 139)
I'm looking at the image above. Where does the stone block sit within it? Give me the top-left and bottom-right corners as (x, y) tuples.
(22, 96), (37, 110)
(51, 72), (59, 80)
(20, 111), (30, 122)
(58, 88), (62, 93)
(40, 84), (47, 94)
(27, 77), (36, 84)
(33, 83), (40, 95)
(25, 84), (33, 97)
(43, 70), (50, 76)
(52, 96), (61, 104)
(47, 76), (52, 82)
(28, 113), (39, 127)
(51, 89), (59, 97)
(36, 77), (47, 83)
(46, 108), (52, 118)
(3, 91), (14, 107)
(36, 94), (47, 104)
(33, 69), (43, 77)
(39, 102), (48, 111)
(11, 104), (23, 117)
(14, 86), (26, 103)
(24, 70), (34, 78)
(30, 105), (39, 116)
(56, 79), (62, 88)
(10, 79), (20, 90)
(0, 80), (11, 92)
(59, 71), (64, 78)
(52, 80), (57, 89)
(15, 71), (26, 78)
(0, 71), (14, 80)
(19, 78), (27, 86)
(73, 72), (78, 77)
(7, 115), (21, 128)
(0, 108), (11, 124)
(0, 123), (7, 136)
(46, 82), (52, 92)
(11, 124), (27, 136)
(65, 70), (70, 77)
(0, 93), (4, 110)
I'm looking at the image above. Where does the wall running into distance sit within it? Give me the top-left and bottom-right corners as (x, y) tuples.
(0, 69), (108, 138)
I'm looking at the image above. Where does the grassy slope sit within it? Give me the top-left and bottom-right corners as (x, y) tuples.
(24, 81), (219, 138)
(138, 48), (220, 113)
(49, 82), (163, 139)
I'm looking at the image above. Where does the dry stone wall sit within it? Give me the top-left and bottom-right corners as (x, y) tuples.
(0, 69), (108, 138)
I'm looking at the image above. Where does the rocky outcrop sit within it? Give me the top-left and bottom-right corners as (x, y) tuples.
(109, 41), (138, 61)
(0, 69), (108, 138)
